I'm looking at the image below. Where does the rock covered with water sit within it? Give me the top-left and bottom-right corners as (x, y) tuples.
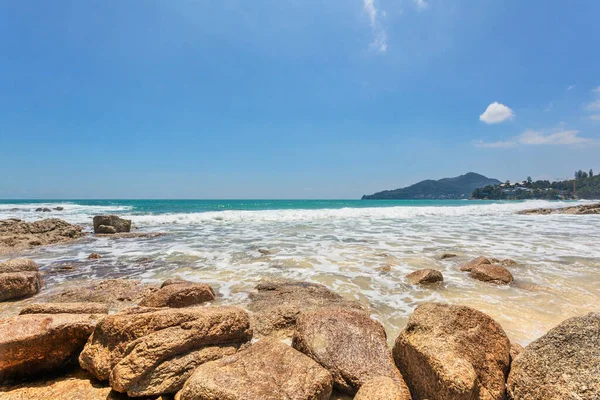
(92, 215), (132, 234)
(19, 302), (109, 315)
(247, 281), (365, 338)
(459, 256), (491, 272)
(517, 202), (600, 215)
(79, 306), (252, 397)
(0, 218), (84, 254)
(177, 337), (333, 400)
(293, 307), (410, 396)
(470, 264), (514, 284)
(87, 252), (102, 259)
(138, 280), (215, 308)
(0, 313), (104, 382)
(393, 302), (511, 400)
(354, 376), (411, 400)
(406, 268), (444, 285)
(507, 312), (600, 400)
(0, 258), (43, 302)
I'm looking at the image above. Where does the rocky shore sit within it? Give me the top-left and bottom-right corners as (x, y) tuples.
(517, 202), (600, 215)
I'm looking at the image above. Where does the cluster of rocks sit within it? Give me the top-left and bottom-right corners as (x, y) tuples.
(34, 206), (64, 212)
(93, 215), (132, 234)
(0, 218), (85, 254)
(0, 268), (597, 400)
(517, 202), (600, 215)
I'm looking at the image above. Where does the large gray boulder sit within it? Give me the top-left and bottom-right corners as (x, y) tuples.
(507, 312), (600, 400)
(92, 215), (131, 234)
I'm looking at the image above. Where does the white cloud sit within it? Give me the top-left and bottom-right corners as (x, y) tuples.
(474, 139), (516, 149)
(363, 0), (387, 53)
(586, 100), (600, 111)
(587, 114), (600, 121)
(475, 128), (596, 148)
(567, 85), (575, 91)
(592, 86), (600, 93)
(479, 102), (515, 124)
(414, 0), (428, 10)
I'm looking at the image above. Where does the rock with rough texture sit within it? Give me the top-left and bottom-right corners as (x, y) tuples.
(459, 256), (491, 272)
(247, 281), (365, 338)
(439, 253), (458, 259)
(0, 271), (43, 301)
(0, 218), (85, 254)
(293, 307), (410, 395)
(161, 278), (191, 288)
(88, 252), (102, 259)
(92, 215), (131, 234)
(79, 306), (252, 397)
(509, 342), (524, 363)
(177, 337), (333, 400)
(47, 279), (158, 310)
(354, 376), (411, 400)
(507, 312), (600, 400)
(517, 202), (600, 215)
(19, 302), (109, 315)
(471, 264), (514, 284)
(138, 282), (215, 308)
(0, 313), (103, 382)
(393, 302), (511, 400)
(406, 269), (443, 285)
(0, 258), (39, 273)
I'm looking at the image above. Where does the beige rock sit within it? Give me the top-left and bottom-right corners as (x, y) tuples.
(247, 281), (365, 338)
(293, 307), (410, 395)
(0, 272), (43, 301)
(19, 302), (109, 315)
(471, 264), (514, 284)
(79, 306), (252, 397)
(507, 312), (600, 400)
(0, 314), (103, 382)
(92, 215), (131, 234)
(517, 202), (600, 215)
(509, 342), (524, 363)
(87, 253), (102, 259)
(0, 218), (85, 254)
(177, 337), (333, 400)
(354, 376), (411, 400)
(393, 302), (511, 400)
(459, 256), (491, 272)
(0, 258), (39, 273)
(406, 269), (443, 285)
(139, 282), (215, 308)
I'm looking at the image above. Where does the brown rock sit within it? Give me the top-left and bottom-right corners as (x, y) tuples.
(393, 302), (511, 400)
(161, 278), (191, 288)
(0, 258), (39, 273)
(293, 307), (410, 395)
(79, 306), (252, 397)
(47, 279), (158, 310)
(88, 253), (102, 259)
(509, 342), (524, 363)
(507, 312), (600, 400)
(0, 314), (103, 382)
(92, 215), (131, 234)
(439, 253), (458, 259)
(247, 281), (365, 338)
(138, 282), (215, 308)
(518, 202), (600, 215)
(0, 218), (85, 254)
(0, 272), (43, 301)
(459, 256), (491, 272)
(19, 302), (109, 315)
(406, 269), (443, 285)
(177, 337), (333, 400)
(354, 376), (411, 400)
(501, 258), (518, 266)
(471, 264), (514, 284)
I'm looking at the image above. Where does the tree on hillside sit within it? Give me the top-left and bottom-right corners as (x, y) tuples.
(590, 169), (594, 178)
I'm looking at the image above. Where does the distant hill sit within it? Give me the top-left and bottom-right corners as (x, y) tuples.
(362, 172), (501, 200)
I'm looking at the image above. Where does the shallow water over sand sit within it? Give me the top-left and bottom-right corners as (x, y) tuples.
(1, 199), (599, 345)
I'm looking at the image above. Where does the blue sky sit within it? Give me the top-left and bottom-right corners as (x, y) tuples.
(1, 0), (599, 199)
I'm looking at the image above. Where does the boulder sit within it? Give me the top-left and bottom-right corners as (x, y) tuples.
(96, 225), (117, 234)
(92, 215), (131, 234)
(354, 376), (412, 400)
(87, 253), (102, 259)
(393, 302), (511, 400)
(79, 306), (252, 397)
(0, 218), (84, 254)
(19, 302), (109, 315)
(439, 253), (457, 259)
(53, 207), (64, 211)
(138, 282), (215, 308)
(471, 264), (514, 284)
(161, 278), (191, 288)
(0, 258), (39, 273)
(177, 337), (333, 400)
(507, 312), (600, 400)
(293, 307), (410, 395)
(0, 272), (43, 302)
(406, 269), (443, 285)
(459, 256), (491, 272)
(247, 281), (365, 338)
(0, 314), (103, 382)
(509, 342), (524, 363)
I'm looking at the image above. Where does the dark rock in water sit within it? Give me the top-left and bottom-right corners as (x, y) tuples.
(471, 264), (514, 285)
(138, 281), (215, 308)
(87, 252), (102, 259)
(0, 258), (42, 302)
(79, 306), (252, 397)
(247, 280), (366, 338)
(35, 208), (43, 212)
(53, 207), (64, 211)
(517, 202), (600, 215)
(393, 302), (511, 400)
(19, 302), (109, 315)
(293, 307), (410, 396)
(0, 313), (103, 382)
(42, 208), (51, 212)
(92, 215), (131, 234)
(96, 225), (117, 234)
(439, 253), (458, 259)
(406, 269), (443, 285)
(0, 218), (85, 254)
(177, 337), (333, 400)
(354, 376), (412, 400)
(507, 312), (600, 400)
(459, 256), (491, 272)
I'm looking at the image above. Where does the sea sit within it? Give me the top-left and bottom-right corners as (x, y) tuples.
(1, 199), (599, 345)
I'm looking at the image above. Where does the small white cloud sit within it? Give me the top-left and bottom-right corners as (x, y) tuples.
(567, 85), (575, 91)
(592, 86), (600, 93)
(587, 114), (600, 121)
(363, 0), (388, 53)
(414, 0), (428, 10)
(586, 100), (600, 111)
(474, 139), (516, 148)
(475, 128), (596, 148)
(479, 102), (515, 124)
